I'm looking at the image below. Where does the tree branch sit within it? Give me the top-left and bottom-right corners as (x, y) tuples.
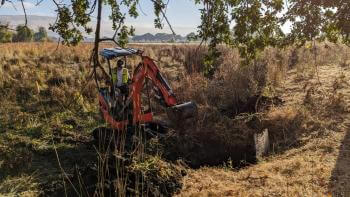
(160, 8), (176, 38)
(5, 0), (18, 11)
(150, 0), (177, 39)
(51, 0), (59, 7)
(112, 18), (124, 40)
(87, 0), (97, 15)
(92, 0), (106, 87)
(98, 38), (119, 45)
(97, 18), (124, 47)
(20, 0), (28, 26)
(35, 0), (44, 6)
(160, 0), (170, 23)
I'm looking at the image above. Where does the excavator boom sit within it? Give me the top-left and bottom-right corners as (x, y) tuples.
(132, 56), (197, 127)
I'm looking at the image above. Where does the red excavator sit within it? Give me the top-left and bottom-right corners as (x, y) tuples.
(93, 47), (197, 139)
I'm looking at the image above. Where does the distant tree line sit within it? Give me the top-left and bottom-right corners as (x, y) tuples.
(0, 25), (50, 43)
(131, 32), (199, 43)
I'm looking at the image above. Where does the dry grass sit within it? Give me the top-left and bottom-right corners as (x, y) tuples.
(176, 42), (350, 196)
(0, 42), (186, 196)
(1, 42), (350, 196)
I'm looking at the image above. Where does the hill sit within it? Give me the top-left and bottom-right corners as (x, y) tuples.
(132, 33), (187, 42)
(0, 15), (192, 42)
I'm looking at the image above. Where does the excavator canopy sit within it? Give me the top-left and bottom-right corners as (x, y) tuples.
(99, 47), (139, 60)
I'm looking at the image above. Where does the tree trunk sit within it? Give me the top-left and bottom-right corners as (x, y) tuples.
(93, 0), (103, 87)
(94, 0), (102, 58)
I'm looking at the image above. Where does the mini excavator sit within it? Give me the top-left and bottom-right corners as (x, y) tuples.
(93, 47), (197, 140)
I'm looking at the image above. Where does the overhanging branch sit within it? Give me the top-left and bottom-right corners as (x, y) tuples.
(35, 0), (44, 6)
(20, 0), (28, 26)
(98, 38), (118, 45)
(149, 0), (176, 39)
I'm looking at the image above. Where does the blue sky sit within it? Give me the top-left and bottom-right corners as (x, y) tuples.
(0, 0), (202, 36)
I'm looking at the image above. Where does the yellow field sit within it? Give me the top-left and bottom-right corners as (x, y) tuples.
(0, 42), (349, 196)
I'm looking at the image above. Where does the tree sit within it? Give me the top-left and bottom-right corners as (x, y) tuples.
(0, 28), (13, 43)
(34, 27), (48, 42)
(189, 0), (350, 76)
(13, 25), (33, 42)
(186, 32), (197, 41)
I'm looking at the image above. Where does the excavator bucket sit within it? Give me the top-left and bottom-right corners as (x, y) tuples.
(166, 101), (197, 126)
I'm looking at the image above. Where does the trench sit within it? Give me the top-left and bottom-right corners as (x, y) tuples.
(161, 95), (284, 169)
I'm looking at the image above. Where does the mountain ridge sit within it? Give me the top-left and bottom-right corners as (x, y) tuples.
(0, 15), (193, 42)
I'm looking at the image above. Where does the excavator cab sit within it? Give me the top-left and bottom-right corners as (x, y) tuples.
(96, 47), (197, 131)
(97, 48), (137, 123)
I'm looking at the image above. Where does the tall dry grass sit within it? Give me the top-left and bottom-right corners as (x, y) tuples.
(162, 41), (350, 168)
(0, 42), (186, 196)
(1, 41), (350, 196)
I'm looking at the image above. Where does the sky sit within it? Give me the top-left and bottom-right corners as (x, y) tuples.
(0, 0), (202, 36)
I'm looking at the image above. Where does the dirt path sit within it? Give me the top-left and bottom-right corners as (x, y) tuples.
(177, 62), (350, 196)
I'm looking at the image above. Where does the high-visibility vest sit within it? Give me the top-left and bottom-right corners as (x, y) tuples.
(112, 71), (117, 84)
(122, 68), (129, 84)
(112, 68), (129, 86)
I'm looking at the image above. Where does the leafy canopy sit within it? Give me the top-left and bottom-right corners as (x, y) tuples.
(191, 0), (349, 76)
(48, 0), (167, 46)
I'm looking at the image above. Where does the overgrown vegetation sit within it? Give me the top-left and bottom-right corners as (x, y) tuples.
(178, 42), (350, 196)
(0, 0), (349, 195)
(1, 42), (349, 196)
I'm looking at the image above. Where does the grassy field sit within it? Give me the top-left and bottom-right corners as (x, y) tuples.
(0, 42), (349, 196)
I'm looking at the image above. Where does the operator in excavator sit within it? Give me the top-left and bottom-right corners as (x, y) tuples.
(109, 59), (130, 119)
(112, 59), (130, 96)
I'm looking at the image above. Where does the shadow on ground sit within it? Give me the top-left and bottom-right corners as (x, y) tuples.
(36, 142), (97, 196)
(329, 124), (350, 196)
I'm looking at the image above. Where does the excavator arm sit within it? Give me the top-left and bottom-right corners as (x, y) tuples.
(133, 56), (177, 106)
(131, 55), (197, 127)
